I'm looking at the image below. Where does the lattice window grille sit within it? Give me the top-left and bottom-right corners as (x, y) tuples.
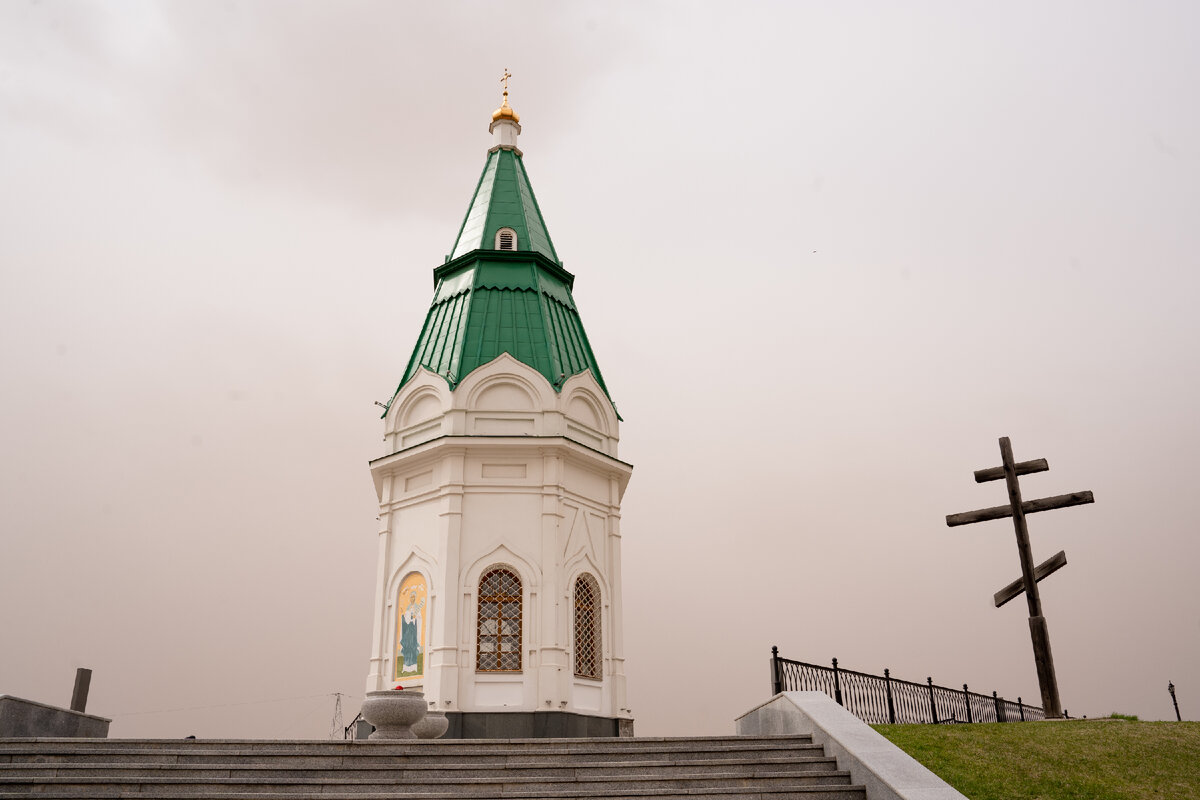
(573, 573), (601, 679)
(496, 228), (516, 251)
(477, 567), (522, 672)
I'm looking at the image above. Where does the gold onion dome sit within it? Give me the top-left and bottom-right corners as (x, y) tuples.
(492, 91), (520, 123)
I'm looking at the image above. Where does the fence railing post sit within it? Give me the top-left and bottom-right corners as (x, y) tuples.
(884, 668), (896, 724)
(771, 645), (783, 696)
(963, 684), (973, 723)
(1018, 696), (1025, 722)
(927, 677), (938, 723)
(994, 691), (1004, 722)
(832, 658), (843, 706)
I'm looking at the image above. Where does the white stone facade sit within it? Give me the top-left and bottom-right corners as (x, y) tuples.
(365, 354), (632, 722)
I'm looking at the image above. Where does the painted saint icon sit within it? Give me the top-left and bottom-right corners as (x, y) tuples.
(395, 572), (427, 681)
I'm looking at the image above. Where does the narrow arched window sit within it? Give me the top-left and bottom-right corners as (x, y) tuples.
(495, 227), (517, 251)
(574, 573), (601, 679)
(477, 567), (522, 672)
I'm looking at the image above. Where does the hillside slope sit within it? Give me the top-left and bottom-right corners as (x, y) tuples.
(875, 720), (1200, 800)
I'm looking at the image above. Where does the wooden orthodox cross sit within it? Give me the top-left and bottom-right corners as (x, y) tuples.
(946, 436), (1094, 719)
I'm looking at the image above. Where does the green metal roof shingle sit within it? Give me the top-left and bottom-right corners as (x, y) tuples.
(394, 254), (613, 409)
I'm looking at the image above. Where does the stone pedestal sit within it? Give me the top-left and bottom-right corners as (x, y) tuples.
(361, 690), (427, 740)
(412, 709), (449, 739)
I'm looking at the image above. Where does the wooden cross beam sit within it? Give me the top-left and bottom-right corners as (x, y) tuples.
(945, 436), (1094, 720)
(946, 491), (1093, 526)
(994, 550), (1067, 608)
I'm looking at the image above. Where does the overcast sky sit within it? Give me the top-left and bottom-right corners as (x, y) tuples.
(2, 1), (1198, 738)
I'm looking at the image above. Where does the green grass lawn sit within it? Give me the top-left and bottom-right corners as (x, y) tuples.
(873, 719), (1200, 800)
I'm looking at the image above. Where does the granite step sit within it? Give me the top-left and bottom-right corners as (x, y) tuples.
(0, 770), (854, 790)
(0, 736), (818, 756)
(0, 751), (833, 769)
(0, 735), (866, 799)
(0, 791), (864, 800)
(0, 757), (841, 779)
(0, 734), (811, 747)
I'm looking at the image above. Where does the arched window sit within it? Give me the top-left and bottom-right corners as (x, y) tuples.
(573, 573), (601, 679)
(495, 227), (517, 251)
(477, 567), (522, 672)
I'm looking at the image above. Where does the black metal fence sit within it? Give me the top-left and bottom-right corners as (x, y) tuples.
(344, 711), (367, 740)
(770, 646), (1052, 724)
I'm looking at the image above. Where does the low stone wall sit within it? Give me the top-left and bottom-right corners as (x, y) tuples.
(736, 691), (965, 800)
(0, 696), (110, 738)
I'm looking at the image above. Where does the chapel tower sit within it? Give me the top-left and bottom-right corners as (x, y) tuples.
(364, 80), (633, 738)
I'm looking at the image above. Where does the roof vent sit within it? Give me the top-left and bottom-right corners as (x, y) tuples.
(496, 228), (517, 251)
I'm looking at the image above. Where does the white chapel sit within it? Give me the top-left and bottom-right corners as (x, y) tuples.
(363, 82), (634, 738)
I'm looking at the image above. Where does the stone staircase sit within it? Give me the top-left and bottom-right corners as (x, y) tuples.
(0, 734), (867, 799)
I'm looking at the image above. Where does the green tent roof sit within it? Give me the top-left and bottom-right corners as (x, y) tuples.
(450, 149), (558, 262)
(389, 148), (616, 416)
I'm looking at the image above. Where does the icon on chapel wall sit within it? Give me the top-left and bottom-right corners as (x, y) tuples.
(395, 572), (427, 681)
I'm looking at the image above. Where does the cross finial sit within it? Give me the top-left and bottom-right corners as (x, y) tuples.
(490, 69), (520, 128)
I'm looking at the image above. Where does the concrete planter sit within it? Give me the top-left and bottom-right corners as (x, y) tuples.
(412, 709), (448, 739)
(361, 690), (427, 740)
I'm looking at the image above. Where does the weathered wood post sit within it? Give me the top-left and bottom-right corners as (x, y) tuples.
(946, 436), (1094, 719)
(70, 668), (92, 714)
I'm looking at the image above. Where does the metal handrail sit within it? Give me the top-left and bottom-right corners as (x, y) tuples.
(770, 646), (1055, 724)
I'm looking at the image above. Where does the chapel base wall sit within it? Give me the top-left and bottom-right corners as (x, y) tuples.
(441, 710), (630, 739)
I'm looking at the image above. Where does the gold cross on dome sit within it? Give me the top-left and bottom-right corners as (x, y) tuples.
(500, 69), (512, 93)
